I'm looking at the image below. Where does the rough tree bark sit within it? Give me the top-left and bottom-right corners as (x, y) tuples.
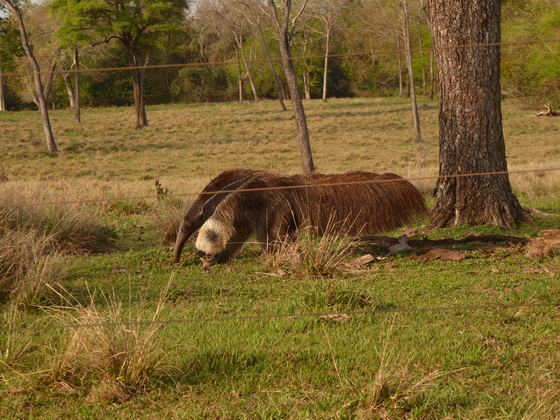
(4, 0), (57, 153)
(427, 0), (527, 227)
(266, 0), (315, 173)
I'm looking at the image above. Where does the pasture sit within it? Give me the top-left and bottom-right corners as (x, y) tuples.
(1, 97), (559, 418)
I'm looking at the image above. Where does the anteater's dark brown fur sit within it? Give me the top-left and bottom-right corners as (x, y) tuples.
(195, 170), (428, 268)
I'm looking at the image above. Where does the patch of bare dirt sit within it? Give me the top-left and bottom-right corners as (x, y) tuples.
(526, 230), (560, 258)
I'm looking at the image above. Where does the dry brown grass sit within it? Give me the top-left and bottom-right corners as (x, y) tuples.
(355, 320), (446, 416)
(0, 191), (110, 304)
(0, 230), (67, 304)
(0, 192), (107, 254)
(263, 221), (357, 278)
(1, 98), (558, 206)
(47, 281), (172, 401)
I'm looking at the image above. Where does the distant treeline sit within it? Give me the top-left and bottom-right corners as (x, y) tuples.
(1, 0), (559, 110)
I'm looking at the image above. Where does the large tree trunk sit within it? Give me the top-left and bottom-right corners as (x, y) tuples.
(6, 0), (57, 153)
(267, 0), (315, 173)
(402, 0), (422, 143)
(427, 0), (527, 228)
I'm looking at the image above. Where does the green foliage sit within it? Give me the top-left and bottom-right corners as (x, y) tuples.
(501, 0), (560, 103)
(50, 0), (188, 48)
(171, 66), (230, 103)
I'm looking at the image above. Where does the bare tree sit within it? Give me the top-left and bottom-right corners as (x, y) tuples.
(233, 0), (287, 110)
(199, 0), (259, 102)
(0, 54), (5, 111)
(265, 0), (315, 173)
(427, 0), (527, 227)
(2, 0), (57, 153)
(401, 0), (422, 143)
(307, 0), (341, 102)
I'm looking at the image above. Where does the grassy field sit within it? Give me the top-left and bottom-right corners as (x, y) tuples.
(1, 97), (559, 418)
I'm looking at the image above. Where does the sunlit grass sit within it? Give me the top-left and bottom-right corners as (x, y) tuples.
(0, 98), (559, 418)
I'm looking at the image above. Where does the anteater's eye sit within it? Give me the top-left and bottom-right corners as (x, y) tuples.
(197, 250), (214, 259)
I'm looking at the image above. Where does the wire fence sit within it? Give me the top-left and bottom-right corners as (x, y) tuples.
(1, 38), (560, 78)
(1, 37), (559, 336)
(1, 167), (559, 209)
(1, 301), (557, 334)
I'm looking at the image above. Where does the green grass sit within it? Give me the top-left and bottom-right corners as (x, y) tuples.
(0, 98), (559, 418)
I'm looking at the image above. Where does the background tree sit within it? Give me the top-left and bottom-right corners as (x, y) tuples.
(427, 0), (527, 227)
(51, 0), (188, 129)
(197, 0), (259, 102)
(1, 0), (57, 153)
(233, 0), (287, 110)
(0, 13), (24, 110)
(401, 0), (421, 143)
(306, 0), (345, 102)
(265, 0), (315, 173)
(12, 3), (61, 107)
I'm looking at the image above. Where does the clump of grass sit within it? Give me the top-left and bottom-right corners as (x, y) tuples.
(0, 302), (40, 371)
(263, 228), (356, 278)
(510, 386), (560, 418)
(149, 200), (185, 245)
(0, 192), (111, 304)
(47, 283), (171, 402)
(355, 321), (445, 416)
(103, 199), (153, 216)
(0, 230), (68, 305)
(0, 203), (108, 254)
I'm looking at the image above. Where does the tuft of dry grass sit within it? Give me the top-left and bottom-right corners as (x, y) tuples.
(0, 196), (108, 255)
(0, 191), (110, 304)
(1, 302), (40, 371)
(263, 223), (357, 278)
(356, 320), (446, 416)
(149, 199), (186, 246)
(47, 282), (172, 401)
(0, 230), (68, 305)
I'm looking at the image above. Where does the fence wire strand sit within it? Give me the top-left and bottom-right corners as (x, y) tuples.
(2, 38), (560, 78)
(1, 167), (559, 209)
(1, 301), (557, 334)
